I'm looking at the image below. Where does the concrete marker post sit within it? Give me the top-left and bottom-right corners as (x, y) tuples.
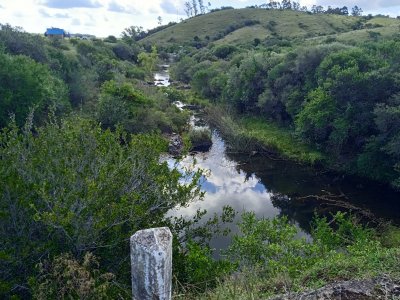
(130, 227), (172, 300)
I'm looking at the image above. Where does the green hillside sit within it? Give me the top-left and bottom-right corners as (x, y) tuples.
(141, 8), (400, 48)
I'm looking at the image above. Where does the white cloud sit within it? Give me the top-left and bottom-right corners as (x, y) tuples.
(40, 0), (102, 9)
(0, 0), (399, 38)
(108, 0), (139, 14)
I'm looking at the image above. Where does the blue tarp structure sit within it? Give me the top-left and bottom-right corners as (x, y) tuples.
(45, 28), (65, 36)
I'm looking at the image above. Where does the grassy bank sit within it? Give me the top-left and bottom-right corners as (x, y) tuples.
(176, 212), (400, 300)
(240, 116), (326, 164)
(207, 106), (326, 165)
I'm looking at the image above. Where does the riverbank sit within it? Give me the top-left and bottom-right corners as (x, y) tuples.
(205, 105), (400, 191)
(162, 75), (400, 300)
(207, 106), (326, 165)
(176, 212), (400, 300)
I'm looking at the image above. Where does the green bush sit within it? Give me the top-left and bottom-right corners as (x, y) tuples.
(199, 211), (400, 299)
(0, 50), (69, 128)
(97, 80), (189, 134)
(0, 23), (48, 62)
(112, 43), (139, 62)
(33, 253), (120, 299)
(104, 35), (117, 43)
(188, 129), (212, 151)
(0, 115), (201, 298)
(213, 45), (237, 59)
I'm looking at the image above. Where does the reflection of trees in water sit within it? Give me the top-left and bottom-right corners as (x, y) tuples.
(270, 193), (315, 233)
(270, 190), (384, 234)
(199, 125), (400, 229)
(228, 150), (400, 227)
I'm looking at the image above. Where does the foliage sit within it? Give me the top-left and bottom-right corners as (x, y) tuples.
(295, 88), (336, 144)
(175, 29), (400, 186)
(0, 50), (69, 127)
(224, 52), (270, 112)
(138, 45), (158, 78)
(104, 35), (117, 43)
(0, 23), (48, 62)
(192, 61), (229, 99)
(188, 128), (212, 151)
(97, 80), (188, 134)
(227, 212), (312, 275)
(112, 42), (139, 62)
(121, 25), (146, 44)
(0, 115), (201, 298)
(171, 206), (237, 293)
(171, 56), (197, 83)
(198, 212), (400, 299)
(33, 253), (119, 299)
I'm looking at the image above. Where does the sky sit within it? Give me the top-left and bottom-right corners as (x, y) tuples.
(0, 0), (399, 37)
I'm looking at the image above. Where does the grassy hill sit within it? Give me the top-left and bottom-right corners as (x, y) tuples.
(141, 8), (400, 48)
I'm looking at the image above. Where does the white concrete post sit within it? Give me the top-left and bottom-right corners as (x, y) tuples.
(130, 227), (172, 300)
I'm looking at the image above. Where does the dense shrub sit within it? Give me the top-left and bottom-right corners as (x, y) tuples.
(112, 42), (139, 62)
(103, 35), (117, 43)
(0, 23), (48, 62)
(0, 116), (200, 298)
(188, 128), (212, 151)
(213, 44), (237, 59)
(0, 50), (69, 127)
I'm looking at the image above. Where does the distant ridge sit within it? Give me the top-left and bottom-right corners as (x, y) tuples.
(141, 8), (400, 48)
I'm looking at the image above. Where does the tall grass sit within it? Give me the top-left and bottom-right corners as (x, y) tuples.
(207, 106), (325, 165)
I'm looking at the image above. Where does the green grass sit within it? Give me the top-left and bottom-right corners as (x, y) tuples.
(305, 17), (400, 45)
(196, 247), (400, 300)
(214, 25), (270, 46)
(142, 9), (400, 49)
(142, 9), (362, 48)
(238, 116), (326, 164)
(175, 212), (400, 299)
(207, 107), (325, 164)
(379, 225), (400, 248)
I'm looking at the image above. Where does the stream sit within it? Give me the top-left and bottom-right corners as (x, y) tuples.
(154, 68), (400, 253)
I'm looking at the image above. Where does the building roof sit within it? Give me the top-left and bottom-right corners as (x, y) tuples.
(46, 28), (65, 35)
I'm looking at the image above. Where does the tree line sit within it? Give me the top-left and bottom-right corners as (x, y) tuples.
(247, 1), (363, 16)
(172, 36), (400, 189)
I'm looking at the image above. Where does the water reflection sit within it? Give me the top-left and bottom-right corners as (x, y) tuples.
(168, 132), (279, 217)
(232, 152), (400, 228)
(166, 128), (400, 252)
(166, 131), (296, 251)
(156, 68), (400, 254)
(154, 66), (170, 87)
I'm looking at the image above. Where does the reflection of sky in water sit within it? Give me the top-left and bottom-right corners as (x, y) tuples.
(154, 69), (170, 87)
(165, 131), (283, 251)
(155, 70), (311, 252)
(167, 131), (280, 222)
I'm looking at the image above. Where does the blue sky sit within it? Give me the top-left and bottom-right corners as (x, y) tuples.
(0, 0), (399, 37)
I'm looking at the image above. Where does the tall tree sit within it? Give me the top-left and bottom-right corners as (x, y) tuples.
(351, 5), (363, 16)
(121, 26), (145, 44)
(198, 0), (206, 14)
(292, 1), (301, 11)
(192, 0), (198, 15)
(184, 1), (192, 17)
(282, 0), (292, 10)
(311, 5), (324, 14)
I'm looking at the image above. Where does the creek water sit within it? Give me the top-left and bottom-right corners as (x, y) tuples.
(155, 69), (400, 253)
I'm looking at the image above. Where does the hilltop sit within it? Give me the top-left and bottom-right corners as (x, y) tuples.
(141, 8), (400, 49)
